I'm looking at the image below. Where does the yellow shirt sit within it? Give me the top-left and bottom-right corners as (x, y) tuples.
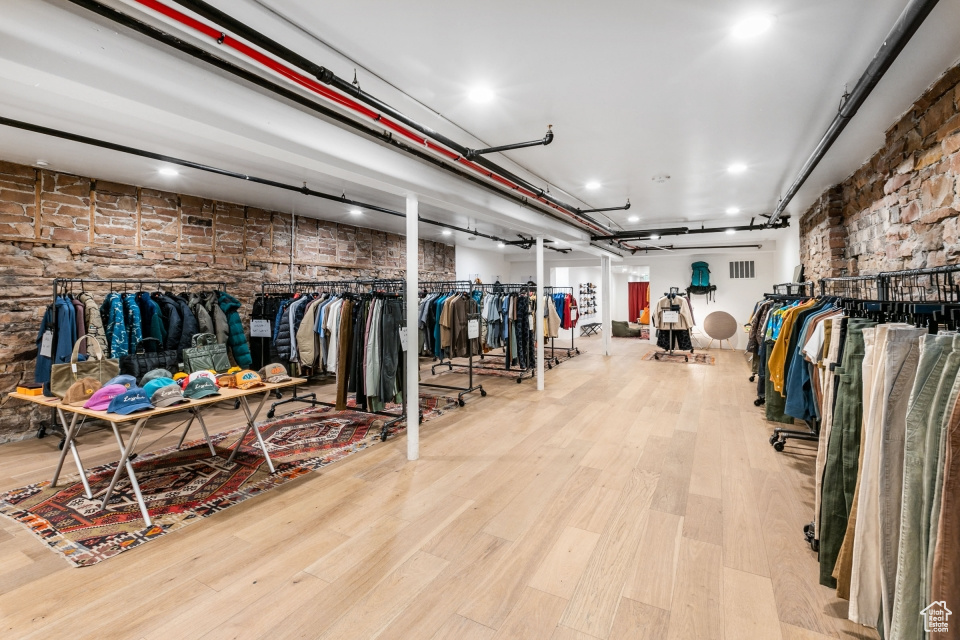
(768, 299), (817, 394)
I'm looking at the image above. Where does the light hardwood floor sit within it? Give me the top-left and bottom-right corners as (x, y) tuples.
(0, 336), (879, 640)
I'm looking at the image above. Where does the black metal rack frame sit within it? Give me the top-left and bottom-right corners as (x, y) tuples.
(256, 278), (409, 439)
(772, 281), (816, 297)
(417, 280), (486, 405)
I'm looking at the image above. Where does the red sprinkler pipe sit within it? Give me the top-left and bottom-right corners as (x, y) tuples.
(130, 0), (613, 237)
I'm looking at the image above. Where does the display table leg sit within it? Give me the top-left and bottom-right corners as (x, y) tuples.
(51, 409), (93, 499)
(226, 391), (275, 473)
(101, 418), (152, 526)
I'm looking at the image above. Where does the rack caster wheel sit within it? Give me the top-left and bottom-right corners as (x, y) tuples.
(480, 389), (487, 397)
(773, 440), (785, 452)
(811, 539), (819, 552)
(458, 398), (465, 407)
(516, 378), (522, 384)
(769, 433), (779, 445)
(234, 400), (241, 410)
(267, 409), (275, 419)
(36, 426), (47, 439)
(58, 438), (65, 451)
(749, 374), (756, 382)
(555, 359), (560, 365)
(274, 390), (283, 399)
(547, 364), (552, 370)
(754, 397), (765, 407)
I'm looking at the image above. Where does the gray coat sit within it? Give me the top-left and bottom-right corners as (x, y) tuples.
(78, 292), (108, 354)
(203, 291), (229, 344)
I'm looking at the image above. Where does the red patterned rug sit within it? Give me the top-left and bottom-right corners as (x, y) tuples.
(0, 397), (456, 568)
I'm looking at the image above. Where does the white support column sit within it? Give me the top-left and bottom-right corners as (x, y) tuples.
(601, 255), (612, 356)
(405, 195), (420, 461)
(536, 236), (545, 391)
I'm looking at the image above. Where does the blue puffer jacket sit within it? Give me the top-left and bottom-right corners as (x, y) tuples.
(122, 293), (143, 354)
(100, 293), (129, 358)
(218, 292), (252, 367)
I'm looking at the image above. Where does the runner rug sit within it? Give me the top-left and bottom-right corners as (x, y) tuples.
(0, 394), (457, 568)
(640, 351), (716, 365)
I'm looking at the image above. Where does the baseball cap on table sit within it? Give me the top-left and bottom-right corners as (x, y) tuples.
(184, 377), (220, 400)
(84, 384), (128, 411)
(259, 363), (291, 384)
(143, 377), (177, 400)
(150, 384), (189, 408)
(184, 370), (218, 389)
(216, 373), (238, 389)
(106, 389), (153, 415)
(63, 377), (102, 407)
(235, 370), (264, 389)
(105, 374), (138, 390)
(173, 371), (188, 383)
(141, 369), (173, 386)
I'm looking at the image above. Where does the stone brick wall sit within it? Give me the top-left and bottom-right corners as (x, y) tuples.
(0, 160), (455, 442)
(799, 63), (960, 277)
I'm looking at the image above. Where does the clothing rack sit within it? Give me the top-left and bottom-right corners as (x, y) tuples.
(39, 278), (231, 442)
(257, 278), (409, 440)
(419, 280), (486, 405)
(654, 287), (691, 362)
(472, 282), (537, 383)
(543, 286), (580, 367)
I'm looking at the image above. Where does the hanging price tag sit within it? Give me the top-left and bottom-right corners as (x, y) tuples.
(467, 319), (480, 340)
(398, 327), (409, 351)
(40, 330), (53, 358)
(250, 319), (272, 338)
(662, 311), (680, 324)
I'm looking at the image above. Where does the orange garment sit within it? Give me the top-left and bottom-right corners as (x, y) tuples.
(639, 308), (650, 325)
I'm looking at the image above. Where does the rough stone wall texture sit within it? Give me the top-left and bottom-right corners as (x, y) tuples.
(0, 160), (455, 443)
(799, 63), (960, 278)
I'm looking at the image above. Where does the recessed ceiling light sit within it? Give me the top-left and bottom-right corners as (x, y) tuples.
(585, 181), (601, 190)
(727, 163), (747, 174)
(497, 241), (505, 248)
(441, 229), (452, 236)
(726, 229), (736, 235)
(627, 215), (639, 223)
(468, 86), (495, 103)
(35, 160), (49, 167)
(349, 209), (362, 215)
(650, 234), (660, 240)
(725, 207), (740, 215)
(732, 14), (776, 39)
(158, 168), (179, 176)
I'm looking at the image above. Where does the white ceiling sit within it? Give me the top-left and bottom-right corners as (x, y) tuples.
(1, 0), (959, 259)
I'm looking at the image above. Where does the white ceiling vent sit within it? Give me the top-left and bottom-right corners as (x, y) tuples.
(729, 260), (755, 279)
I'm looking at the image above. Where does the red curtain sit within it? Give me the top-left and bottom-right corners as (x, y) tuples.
(627, 282), (649, 322)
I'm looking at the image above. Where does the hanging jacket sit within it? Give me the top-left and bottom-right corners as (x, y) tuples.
(274, 301), (294, 363)
(218, 291), (252, 367)
(78, 292), (107, 355)
(153, 293), (182, 352)
(100, 293), (129, 358)
(297, 297), (322, 368)
(204, 291), (229, 344)
(34, 297), (77, 386)
(187, 292), (214, 336)
(171, 293), (199, 352)
(122, 293), (143, 354)
(138, 292), (165, 350)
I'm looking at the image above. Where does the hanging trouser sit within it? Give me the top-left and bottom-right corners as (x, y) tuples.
(814, 317), (845, 539)
(819, 318), (875, 589)
(763, 337), (794, 425)
(890, 333), (955, 640)
(334, 300), (354, 412)
(379, 298), (402, 405)
(656, 328), (692, 351)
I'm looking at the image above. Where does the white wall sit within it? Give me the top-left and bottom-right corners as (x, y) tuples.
(775, 223), (801, 284)
(455, 245), (509, 284)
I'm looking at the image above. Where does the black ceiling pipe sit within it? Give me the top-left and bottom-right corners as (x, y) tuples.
(162, 0), (613, 233)
(464, 125), (554, 159)
(0, 115), (529, 246)
(580, 200), (630, 214)
(593, 217), (789, 241)
(624, 243), (764, 252)
(766, 0), (940, 227)
(62, 0), (600, 237)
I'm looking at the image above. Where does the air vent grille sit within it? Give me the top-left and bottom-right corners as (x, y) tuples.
(729, 260), (755, 279)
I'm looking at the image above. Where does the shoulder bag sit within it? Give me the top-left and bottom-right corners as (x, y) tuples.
(50, 336), (121, 399)
(119, 338), (180, 383)
(183, 333), (231, 373)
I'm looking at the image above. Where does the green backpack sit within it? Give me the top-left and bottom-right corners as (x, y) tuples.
(691, 262), (711, 288)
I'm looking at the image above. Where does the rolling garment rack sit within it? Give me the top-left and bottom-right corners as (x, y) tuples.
(749, 282), (816, 384)
(40, 277), (232, 444)
(257, 279), (362, 416)
(654, 287), (690, 362)
(543, 286), (580, 368)
(471, 282), (536, 383)
(420, 280), (486, 406)
(256, 278), (410, 440)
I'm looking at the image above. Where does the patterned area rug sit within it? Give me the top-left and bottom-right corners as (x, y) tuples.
(0, 397), (456, 568)
(640, 351), (716, 365)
